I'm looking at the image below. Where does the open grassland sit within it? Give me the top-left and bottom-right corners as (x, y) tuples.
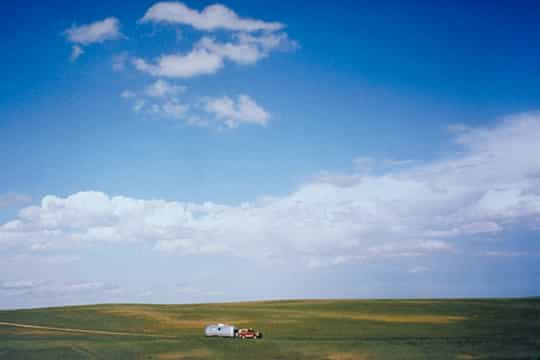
(0, 298), (539, 359)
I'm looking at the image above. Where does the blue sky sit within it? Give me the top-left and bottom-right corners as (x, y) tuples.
(1, 0), (540, 308)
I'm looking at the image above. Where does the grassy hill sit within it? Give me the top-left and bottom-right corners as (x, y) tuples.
(0, 298), (539, 359)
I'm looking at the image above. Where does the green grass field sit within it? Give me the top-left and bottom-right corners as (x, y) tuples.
(0, 298), (539, 359)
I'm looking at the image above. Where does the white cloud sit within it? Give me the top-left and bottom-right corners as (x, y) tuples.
(140, 2), (283, 32)
(234, 32), (299, 52)
(204, 94), (269, 128)
(133, 49), (223, 78)
(65, 17), (123, 45)
(64, 17), (123, 60)
(133, 12), (296, 78)
(121, 89), (269, 128)
(114, 4), (294, 131)
(120, 80), (189, 120)
(2, 112), (540, 268)
(153, 101), (189, 119)
(70, 45), (84, 61)
(191, 33), (297, 67)
(196, 36), (264, 65)
(124, 47), (292, 131)
(145, 79), (186, 97)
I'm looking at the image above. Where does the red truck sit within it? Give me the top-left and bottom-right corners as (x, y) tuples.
(237, 328), (263, 339)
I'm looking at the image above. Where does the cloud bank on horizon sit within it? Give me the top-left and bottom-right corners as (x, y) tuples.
(2, 112), (539, 269)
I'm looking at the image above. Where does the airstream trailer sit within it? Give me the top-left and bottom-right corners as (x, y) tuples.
(204, 323), (237, 338)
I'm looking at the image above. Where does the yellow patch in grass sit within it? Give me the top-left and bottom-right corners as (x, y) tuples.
(264, 319), (299, 324)
(97, 306), (249, 329)
(155, 349), (212, 359)
(252, 307), (467, 324)
(326, 352), (369, 360)
(456, 354), (482, 359)
(340, 313), (467, 324)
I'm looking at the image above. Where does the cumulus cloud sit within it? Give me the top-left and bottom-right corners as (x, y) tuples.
(134, 5), (296, 79)
(121, 80), (189, 120)
(140, 2), (283, 32)
(128, 2), (296, 131)
(64, 17), (123, 60)
(203, 94), (269, 128)
(86, 5), (294, 131)
(195, 33), (296, 65)
(152, 101), (189, 119)
(234, 32), (299, 52)
(121, 82), (268, 129)
(2, 112), (540, 268)
(145, 79), (186, 97)
(65, 17), (123, 45)
(133, 49), (224, 78)
(196, 36), (264, 65)
(133, 31), (296, 79)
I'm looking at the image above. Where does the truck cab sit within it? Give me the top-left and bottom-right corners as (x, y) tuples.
(237, 328), (263, 339)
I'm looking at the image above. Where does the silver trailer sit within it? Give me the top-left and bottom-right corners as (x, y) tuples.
(204, 323), (237, 338)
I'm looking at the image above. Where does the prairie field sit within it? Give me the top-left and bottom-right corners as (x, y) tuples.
(0, 298), (539, 359)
